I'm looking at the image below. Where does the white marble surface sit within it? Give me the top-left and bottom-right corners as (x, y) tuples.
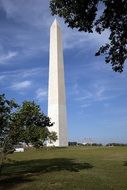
(47, 19), (68, 147)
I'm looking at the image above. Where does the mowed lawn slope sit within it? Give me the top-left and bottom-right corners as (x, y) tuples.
(0, 147), (127, 190)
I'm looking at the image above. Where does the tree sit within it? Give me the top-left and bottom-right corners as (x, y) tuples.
(12, 101), (57, 148)
(0, 95), (57, 173)
(0, 94), (18, 173)
(48, 131), (57, 144)
(50, 0), (127, 72)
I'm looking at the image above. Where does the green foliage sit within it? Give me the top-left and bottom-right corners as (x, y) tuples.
(50, 0), (127, 72)
(0, 94), (57, 173)
(12, 101), (57, 147)
(0, 94), (18, 173)
(0, 94), (18, 153)
(48, 131), (57, 144)
(68, 141), (77, 146)
(106, 143), (127, 146)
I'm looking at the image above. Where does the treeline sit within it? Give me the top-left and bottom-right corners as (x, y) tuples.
(69, 142), (127, 147)
(106, 143), (127, 147)
(68, 142), (103, 146)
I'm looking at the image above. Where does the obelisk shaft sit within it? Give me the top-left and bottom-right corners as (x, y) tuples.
(47, 19), (68, 147)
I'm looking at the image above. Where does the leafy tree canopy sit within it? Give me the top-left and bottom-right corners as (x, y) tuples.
(50, 0), (127, 72)
(12, 101), (57, 147)
(0, 95), (57, 173)
(0, 94), (18, 154)
(0, 94), (18, 173)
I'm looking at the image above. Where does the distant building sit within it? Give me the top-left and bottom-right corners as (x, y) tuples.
(14, 145), (24, 152)
(83, 138), (93, 145)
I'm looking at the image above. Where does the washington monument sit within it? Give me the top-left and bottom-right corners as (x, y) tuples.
(47, 19), (68, 147)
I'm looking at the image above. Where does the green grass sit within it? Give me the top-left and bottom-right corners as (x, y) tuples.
(0, 146), (127, 190)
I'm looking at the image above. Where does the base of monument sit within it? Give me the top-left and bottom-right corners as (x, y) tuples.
(47, 141), (68, 147)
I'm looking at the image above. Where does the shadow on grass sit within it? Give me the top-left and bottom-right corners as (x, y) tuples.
(0, 158), (93, 190)
(124, 161), (127, 166)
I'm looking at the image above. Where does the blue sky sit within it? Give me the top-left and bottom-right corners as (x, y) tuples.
(0, 0), (127, 144)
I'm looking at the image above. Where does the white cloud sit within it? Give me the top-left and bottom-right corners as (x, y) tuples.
(81, 103), (91, 108)
(0, 0), (51, 60)
(0, 0), (110, 57)
(0, 0), (111, 68)
(74, 83), (119, 109)
(0, 75), (5, 81)
(11, 80), (32, 90)
(36, 88), (47, 101)
(73, 82), (80, 95)
(0, 67), (48, 80)
(62, 23), (109, 50)
(0, 51), (17, 64)
(76, 90), (93, 101)
(0, 0), (51, 28)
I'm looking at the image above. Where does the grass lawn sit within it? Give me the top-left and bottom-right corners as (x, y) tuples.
(0, 146), (127, 190)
